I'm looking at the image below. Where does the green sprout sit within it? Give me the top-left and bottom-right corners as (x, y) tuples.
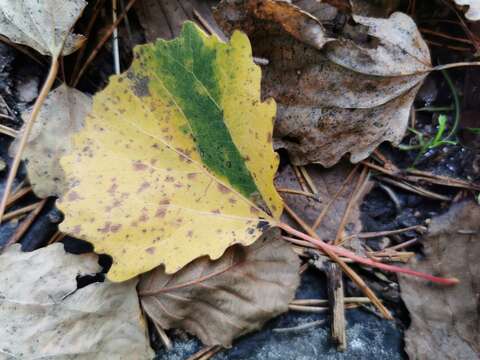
(400, 70), (460, 166)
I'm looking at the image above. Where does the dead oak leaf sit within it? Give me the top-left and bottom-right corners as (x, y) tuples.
(10, 85), (91, 198)
(57, 22), (283, 282)
(215, 0), (431, 166)
(139, 229), (300, 347)
(399, 201), (480, 360)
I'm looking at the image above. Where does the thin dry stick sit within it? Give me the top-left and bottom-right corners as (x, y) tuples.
(334, 167), (369, 245)
(292, 165), (309, 193)
(299, 166), (318, 194)
(420, 28), (473, 44)
(153, 321), (172, 351)
(70, 0), (106, 85)
(186, 346), (221, 360)
(0, 58), (58, 223)
(363, 160), (480, 191)
(312, 164), (359, 230)
(377, 176), (451, 201)
(278, 221), (459, 285)
(193, 9), (226, 41)
(356, 225), (426, 239)
(276, 187), (317, 200)
(2, 203), (38, 223)
(273, 319), (326, 333)
(283, 204), (393, 319)
(5, 198), (47, 247)
(0, 124), (18, 138)
(6, 185), (32, 209)
(47, 231), (66, 245)
(291, 297), (370, 306)
(71, 0), (138, 87)
(381, 238), (420, 251)
(426, 40), (472, 52)
(372, 149), (398, 172)
(288, 304), (329, 313)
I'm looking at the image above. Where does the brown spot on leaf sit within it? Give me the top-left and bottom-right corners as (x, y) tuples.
(67, 191), (81, 202)
(110, 224), (122, 233)
(72, 225), (82, 235)
(132, 161), (148, 171)
(217, 183), (231, 194)
(155, 208), (166, 218)
(108, 183), (118, 195)
(145, 247), (156, 254)
(137, 181), (151, 193)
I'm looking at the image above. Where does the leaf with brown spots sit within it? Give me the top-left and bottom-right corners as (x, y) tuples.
(10, 85), (91, 198)
(57, 22), (283, 282)
(139, 229), (300, 347)
(215, 0), (431, 166)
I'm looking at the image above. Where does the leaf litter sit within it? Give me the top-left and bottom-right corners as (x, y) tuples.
(0, 0), (477, 358)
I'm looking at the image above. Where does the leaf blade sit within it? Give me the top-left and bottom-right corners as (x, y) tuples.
(58, 22), (281, 281)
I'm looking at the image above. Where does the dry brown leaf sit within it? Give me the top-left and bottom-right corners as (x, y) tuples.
(139, 230), (300, 347)
(455, 0), (480, 21)
(0, 0), (87, 57)
(135, 0), (226, 41)
(0, 244), (154, 359)
(215, 0), (431, 166)
(275, 163), (366, 251)
(10, 85), (91, 198)
(398, 201), (480, 360)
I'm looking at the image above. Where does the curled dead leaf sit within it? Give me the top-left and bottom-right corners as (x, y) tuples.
(215, 0), (431, 166)
(139, 230), (300, 347)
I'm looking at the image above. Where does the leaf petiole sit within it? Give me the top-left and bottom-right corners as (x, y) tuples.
(277, 222), (459, 286)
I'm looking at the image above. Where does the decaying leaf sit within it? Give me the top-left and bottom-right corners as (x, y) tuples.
(136, 0), (225, 41)
(275, 163), (367, 252)
(10, 85), (91, 198)
(455, 0), (480, 21)
(0, 0), (87, 57)
(399, 201), (480, 360)
(57, 22), (283, 282)
(0, 243), (154, 359)
(139, 229), (300, 347)
(215, 0), (431, 166)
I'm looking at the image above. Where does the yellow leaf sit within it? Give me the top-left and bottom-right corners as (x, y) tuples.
(57, 22), (283, 282)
